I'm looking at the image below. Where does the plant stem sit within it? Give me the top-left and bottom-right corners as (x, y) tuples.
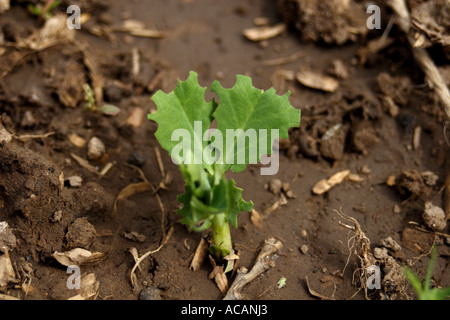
(211, 213), (233, 257)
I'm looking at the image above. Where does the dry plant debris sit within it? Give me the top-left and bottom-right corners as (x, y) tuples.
(423, 202), (447, 232)
(243, 23), (286, 41)
(386, 0), (450, 121)
(190, 236), (209, 271)
(296, 70), (339, 93)
(52, 248), (106, 267)
(336, 210), (408, 300)
(67, 273), (99, 300)
(0, 0), (10, 13)
(312, 170), (350, 195)
(224, 238), (282, 300)
(0, 249), (16, 288)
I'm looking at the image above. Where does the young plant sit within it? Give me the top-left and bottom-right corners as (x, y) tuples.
(403, 246), (450, 300)
(28, 0), (61, 20)
(82, 83), (121, 116)
(148, 71), (300, 267)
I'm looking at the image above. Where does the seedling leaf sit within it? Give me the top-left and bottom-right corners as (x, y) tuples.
(99, 104), (121, 116)
(148, 71), (217, 171)
(211, 75), (300, 172)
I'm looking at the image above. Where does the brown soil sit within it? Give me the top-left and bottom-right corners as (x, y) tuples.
(0, 0), (449, 300)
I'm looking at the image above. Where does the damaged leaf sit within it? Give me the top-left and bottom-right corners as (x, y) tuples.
(53, 248), (106, 267)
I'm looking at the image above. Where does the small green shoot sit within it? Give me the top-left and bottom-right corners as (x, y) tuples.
(403, 246), (450, 300)
(82, 83), (121, 116)
(148, 71), (300, 269)
(28, 0), (61, 20)
(277, 277), (287, 289)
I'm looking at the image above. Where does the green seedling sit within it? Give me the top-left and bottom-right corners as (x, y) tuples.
(403, 246), (450, 300)
(82, 83), (121, 116)
(277, 277), (287, 289)
(28, 0), (61, 20)
(148, 71), (300, 270)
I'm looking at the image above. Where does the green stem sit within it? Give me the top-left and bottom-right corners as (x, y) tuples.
(211, 213), (233, 258)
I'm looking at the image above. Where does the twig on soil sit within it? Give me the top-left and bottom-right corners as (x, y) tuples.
(262, 51), (304, 66)
(445, 159), (450, 221)
(70, 152), (114, 178)
(121, 163), (172, 290)
(154, 146), (166, 179)
(112, 181), (153, 216)
(71, 152), (99, 175)
(130, 225), (174, 289)
(386, 0), (450, 121)
(0, 293), (20, 300)
(305, 275), (336, 300)
(223, 238), (282, 300)
(407, 222), (450, 238)
(13, 131), (55, 141)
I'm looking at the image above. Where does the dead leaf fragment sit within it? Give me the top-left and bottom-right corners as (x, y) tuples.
(113, 181), (152, 216)
(305, 275), (331, 300)
(0, 222), (16, 252)
(348, 173), (365, 182)
(0, 123), (13, 143)
(126, 107), (144, 128)
(123, 231), (146, 243)
(118, 20), (164, 38)
(386, 175), (397, 187)
(68, 273), (99, 300)
(66, 176), (83, 188)
(190, 237), (208, 271)
(243, 23), (286, 41)
(209, 256), (228, 295)
(250, 209), (264, 230)
(0, 0), (10, 13)
(0, 250), (16, 287)
(312, 170), (350, 195)
(20, 15), (75, 51)
(296, 70), (339, 93)
(68, 133), (86, 148)
(53, 248), (106, 267)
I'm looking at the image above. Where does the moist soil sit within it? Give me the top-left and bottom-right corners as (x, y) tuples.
(0, 0), (449, 300)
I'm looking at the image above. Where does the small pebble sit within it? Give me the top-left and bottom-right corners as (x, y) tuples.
(374, 247), (389, 259)
(127, 150), (146, 167)
(50, 210), (62, 223)
(268, 179), (282, 195)
(65, 176), (83, 188)
(380, 236), (402, 252)
(87, 137), (105, 160)
(423, 202), (446, 232)
(157, 282), (171, 291)
(300, 244), (309, 255)
(139, 286), (163, 300)
(21, 111), (37, 128)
